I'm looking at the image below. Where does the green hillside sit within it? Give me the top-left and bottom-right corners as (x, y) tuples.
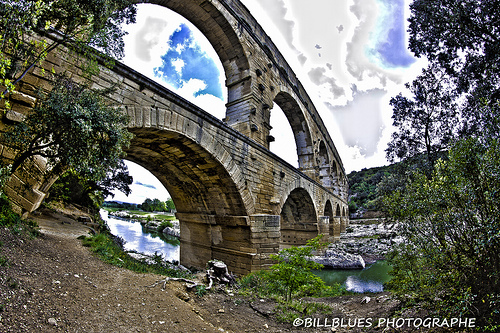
(347, 164), (395, 218)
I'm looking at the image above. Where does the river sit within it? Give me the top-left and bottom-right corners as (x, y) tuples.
(313, 261), (392, 293)
(101, 210), (391, 292)
(100, 210), (180, 262)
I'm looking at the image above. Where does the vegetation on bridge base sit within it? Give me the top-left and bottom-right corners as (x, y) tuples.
(238, 235), (346, 323)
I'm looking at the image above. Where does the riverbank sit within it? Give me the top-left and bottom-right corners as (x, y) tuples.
(311, 218), (400, 270)
(0, 206), (418, 332)
(105, 209), (180, 238)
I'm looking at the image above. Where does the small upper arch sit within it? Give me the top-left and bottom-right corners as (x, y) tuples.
(272, 91), (314, 170)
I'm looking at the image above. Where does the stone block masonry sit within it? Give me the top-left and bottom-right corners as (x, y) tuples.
(1, 0), (349, 275)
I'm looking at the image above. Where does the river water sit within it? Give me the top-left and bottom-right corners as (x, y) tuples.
(313, 261), (392, 293)
(100, 210), (180, 262)
(101, 210), (391, 292)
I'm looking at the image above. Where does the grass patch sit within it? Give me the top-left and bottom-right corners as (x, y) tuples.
(0, 195), (39, 238)
(275, 301), (334, 323)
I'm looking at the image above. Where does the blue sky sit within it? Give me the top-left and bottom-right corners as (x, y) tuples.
(367, 0), (416, 69)
(111, 0), (426, 202)
(154, 24), (223, 100)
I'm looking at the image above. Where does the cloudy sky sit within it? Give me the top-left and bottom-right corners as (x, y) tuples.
(108, 0), (427, 203)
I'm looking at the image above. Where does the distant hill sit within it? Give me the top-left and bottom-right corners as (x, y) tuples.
(347, 163), (396, 218)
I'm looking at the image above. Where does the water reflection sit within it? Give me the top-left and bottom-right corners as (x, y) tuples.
(100, 210), (180, 262)
(314, 261), (392, 293)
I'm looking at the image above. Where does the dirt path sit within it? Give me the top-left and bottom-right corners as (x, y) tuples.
(0, 210), (236, 332)
(0, 209), (404, 333)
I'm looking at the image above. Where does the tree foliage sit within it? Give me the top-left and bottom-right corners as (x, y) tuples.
(408, 0), (500, 139)
(140, 198), (175, 213)
(270, 235), (327, 302)
(347, 164), (396, 215)
(0, 0), (136, 101)
(386, 65), (458, 170)
(49, 163), (132, 212)
(385, 138), (500, 328)
(384, 1), (500, 328)
(1, 75), (132, 181)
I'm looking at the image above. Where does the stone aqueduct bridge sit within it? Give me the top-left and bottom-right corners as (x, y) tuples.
(1, 0), (349, 275)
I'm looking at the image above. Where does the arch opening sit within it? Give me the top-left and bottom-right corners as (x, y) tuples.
(123, 2), (251, 119)
(269, 103), (298, 167)
(273, 92), (314, 171)
(124, 127), (251, 272)
(324, 200), (334, 221)
(280, 188), (318, 249)
(318, 141), (332, 188)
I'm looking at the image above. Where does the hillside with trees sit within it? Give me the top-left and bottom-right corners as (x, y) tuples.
(347, 164), (395, 218)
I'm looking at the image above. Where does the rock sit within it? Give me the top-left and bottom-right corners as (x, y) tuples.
(162, 226), (180, 238)
(78, 216), (92, 224)
(48, 318), (57, 326)
(175, 290), (190, 302)
(310, 249), (365, 269)
(361, 296), (371, 304)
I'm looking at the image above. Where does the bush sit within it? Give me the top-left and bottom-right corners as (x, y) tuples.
(384, 138), (500, 329)
(157, 220), (173, 233)
(0, 195), (39, 237)
(238, 235), (345, 302)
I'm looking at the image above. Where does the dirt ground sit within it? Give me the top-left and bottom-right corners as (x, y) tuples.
(0, 208), (414, 333)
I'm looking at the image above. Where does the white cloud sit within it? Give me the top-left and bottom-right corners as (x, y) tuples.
(171, 58), (185, 74)
(108, 161), (170, 204)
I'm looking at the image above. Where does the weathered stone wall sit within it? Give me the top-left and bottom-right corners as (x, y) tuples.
(0, 0), (349, 274)
(133, 0), (349, 198)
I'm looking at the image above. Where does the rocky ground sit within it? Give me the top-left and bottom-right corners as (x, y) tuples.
(1, 210), (464, 332)
(311, 219), (400, 269)
(336, 219), (401, 264)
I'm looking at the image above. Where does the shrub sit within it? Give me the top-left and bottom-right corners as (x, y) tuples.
(384, 138), (500, 329)
(157, 220), (173, 233)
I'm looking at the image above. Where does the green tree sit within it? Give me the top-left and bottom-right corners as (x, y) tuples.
(49, 162), (132, 212)
(0, 0), (136, 102)
(140, 198), (153, 212)
(1, 75), (132, 182)
(165, 198), (175, 212)
(386, 65), (458, 171)
(270, 235), (327, 302)
(407, 0), (500, 139)
(384, 138), (500, 328)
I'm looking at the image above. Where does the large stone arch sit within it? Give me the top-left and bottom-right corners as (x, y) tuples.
(125, 126), (252, 271)
(273, 91), (314, 171)
(125, 128), (247, 217)
(135, 0), (250, 93)
(279, 187), (318, 248)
